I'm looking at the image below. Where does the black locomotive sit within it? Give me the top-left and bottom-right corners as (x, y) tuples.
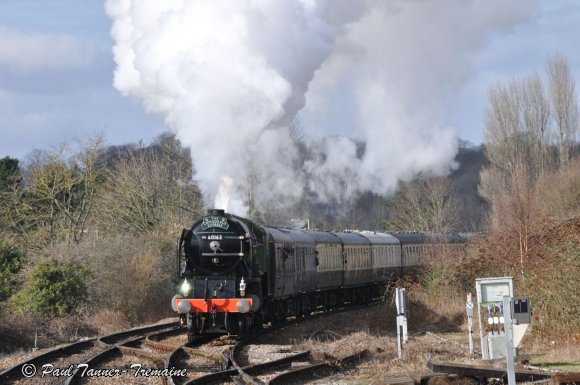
(172, 209), (468, 341)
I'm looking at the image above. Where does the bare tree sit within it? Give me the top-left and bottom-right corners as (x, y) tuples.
(387, 176), (458, 233)
(484, 74), (552, 179)
(95, 146), (201, 235)
(546, 52), (579, 165)
(479, 57), (578, 287)
(522, 74), (552, 173)
(9, 136), (104, 246)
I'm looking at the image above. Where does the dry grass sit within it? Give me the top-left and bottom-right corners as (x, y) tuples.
(90, 309), (132, 335)
(407, 289), (466, 331)
(520, 338), (580, 371)
(272, 297), (580, 384)
(293, 325), (475, 384)
(271, 302), (469, 383)
(0, 314), (96, 354)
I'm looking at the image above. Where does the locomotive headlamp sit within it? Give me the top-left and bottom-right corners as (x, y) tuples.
(236, 299), (251, 313)
(180, 279), (191, 296)
(171, 294), (183, 312)
(239, 277), (246, 297)
(177, 299), (192, 314)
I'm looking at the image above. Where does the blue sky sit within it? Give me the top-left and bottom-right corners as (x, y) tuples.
(0, 0), (579, 161)
(0, 0), (165, 160)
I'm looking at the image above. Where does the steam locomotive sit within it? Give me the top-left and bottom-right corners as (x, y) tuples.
(172, 209), (468, 341)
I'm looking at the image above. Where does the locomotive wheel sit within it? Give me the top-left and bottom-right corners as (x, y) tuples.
(253, 312), (264, 332)
(274, 302), (284, 324)
(187, 315), (198, 343)
(364, 288), (370, 304)
(323, 293), (330, 311)
(238, 315), (247, 339)
(270, 303), (278, 325)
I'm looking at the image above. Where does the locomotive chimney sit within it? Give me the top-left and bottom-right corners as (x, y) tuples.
(207, 209), (226, 216)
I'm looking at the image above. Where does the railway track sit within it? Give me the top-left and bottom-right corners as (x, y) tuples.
(0, 321), (179, 385)
(179, 304), (374, 385)
(228, 336), (368, 385)
(1, 303), (373, 385)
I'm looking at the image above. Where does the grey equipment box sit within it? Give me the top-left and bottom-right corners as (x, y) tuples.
(512, 296), (531, 325)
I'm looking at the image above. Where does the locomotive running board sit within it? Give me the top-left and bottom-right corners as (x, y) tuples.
(201, 252), (244, 256)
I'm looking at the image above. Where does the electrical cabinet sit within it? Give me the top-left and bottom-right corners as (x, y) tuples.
(512, 297), (531, 325)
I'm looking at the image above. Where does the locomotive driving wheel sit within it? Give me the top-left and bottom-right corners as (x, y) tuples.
(238, 314), (247, 339)
(187, 326), (196, 342)
(187, 314), (199, 343)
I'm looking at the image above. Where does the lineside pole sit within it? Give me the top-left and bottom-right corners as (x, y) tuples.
(395, 288), (407, 358)
(466, 293), (474, 357)
(503, 296), (516, 385)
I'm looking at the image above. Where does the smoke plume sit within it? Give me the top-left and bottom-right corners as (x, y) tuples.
(106, 0), (534, 216)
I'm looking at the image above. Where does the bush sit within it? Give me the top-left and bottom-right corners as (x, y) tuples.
(466, 218), (579, 340)
(0, 239), (23, 301)
(86, 233), (175, 324)
(12, 258), (90, 317)
(525, 221), (579, 339)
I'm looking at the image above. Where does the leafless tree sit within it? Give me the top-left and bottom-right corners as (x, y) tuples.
(546, 52), (579, 165)
(94, 147), (201, 235)
(479, 55), (579, 287)
(484, 74), (552, 180)
(522, 74), (552, 173)
(8, 136), (104, 247)
(388, 176), (458, 233)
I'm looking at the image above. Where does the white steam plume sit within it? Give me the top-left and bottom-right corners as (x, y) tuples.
(106, 0), (535, 216)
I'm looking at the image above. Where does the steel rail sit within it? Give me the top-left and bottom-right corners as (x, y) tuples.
(166, 334), (226, 385)
(426, 357), (554, 383)
(0, 338), (97, 383)
(97, 321), (178, 345)
(0, 322), (178, 383)
(176, 301), (381, 385)
(267, 349), (369, 385)
(63, 322), (179, 385)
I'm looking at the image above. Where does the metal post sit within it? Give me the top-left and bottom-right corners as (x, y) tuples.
(398, 288), (408, 342)
(397, 319), (403, 358)
(477, 296), (485, 358)
(395, 288), (407, 358)
(503, 296), (516, 385)
(33, 331), (38, 351)
(402, 312), (408, 343)
(466, 293), (474, 356)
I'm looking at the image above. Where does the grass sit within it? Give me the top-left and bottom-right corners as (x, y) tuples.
(277, 290), (580, 384)
(522, 339), (580, 372)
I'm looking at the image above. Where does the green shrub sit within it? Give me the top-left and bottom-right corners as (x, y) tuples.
(0, 239), (23, 301)
(527, 239), (580, 338)
(12, 258), (89, 317)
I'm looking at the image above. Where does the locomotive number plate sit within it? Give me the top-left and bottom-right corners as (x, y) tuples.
(201, 235), (223, 240)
